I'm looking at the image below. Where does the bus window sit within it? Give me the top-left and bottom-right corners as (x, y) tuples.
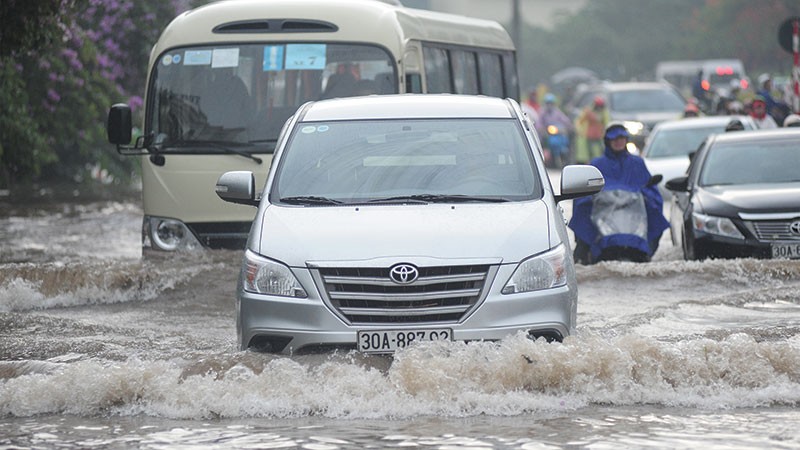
(478, 52), (503, 98)
(422, 46), (452, 94)
(502, 53), (519, 99)
(151, 43), (396, 151)
(451, 49), (478, 95)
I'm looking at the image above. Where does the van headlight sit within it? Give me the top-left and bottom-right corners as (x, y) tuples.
(502, 245), (568, 294)
(143, 216), (202, 251)
(691, 212), (744, 239)
(243, 250), (308, 298)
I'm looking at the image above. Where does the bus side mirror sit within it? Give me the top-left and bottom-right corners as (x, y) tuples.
(107, 104), (132, 145)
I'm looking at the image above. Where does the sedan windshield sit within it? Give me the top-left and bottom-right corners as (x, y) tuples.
(700, 140), (800, 186)
(149, 43), (396, 154)
(646, 126), (725, 158)
(271, 118), (541, 204)
(611, 89), (685, 113)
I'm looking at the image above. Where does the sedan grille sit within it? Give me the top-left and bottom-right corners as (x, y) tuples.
(749, 220), (800, 241)
(315, 265), (493, 324)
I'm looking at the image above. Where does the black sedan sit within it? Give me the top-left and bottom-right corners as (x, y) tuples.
(665, 128), (800, 260)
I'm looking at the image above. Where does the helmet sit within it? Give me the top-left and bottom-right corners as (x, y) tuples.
(544, 93), (557, 104)
(783, 114), (800, 127)
(684, 103), (700, 116)
(725, 119), (745, 132)
(604, 122), (629, 141)
(593, 95), (605, 107)
(757, 73), (771, 87)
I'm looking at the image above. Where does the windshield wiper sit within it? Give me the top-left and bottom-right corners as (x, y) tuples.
(279, 196), (343, 206)
(368, 194), (510, 204)
(167, 140), (263, 164)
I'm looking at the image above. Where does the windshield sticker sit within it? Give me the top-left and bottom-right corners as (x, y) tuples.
(184, 50), (212, 66)
(301, 126), (317, 134)
(263, 45), (285, 71)
(161, 54), (173, 66)
(172, 54), (181, 65)
(285, 44), (326, 70)
(317, 125), (329, 132)
(212, 48), (239, 68)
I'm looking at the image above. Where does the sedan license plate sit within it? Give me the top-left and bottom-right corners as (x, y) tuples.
(771, 242), (800, 259)
(357, 329), (452, 354)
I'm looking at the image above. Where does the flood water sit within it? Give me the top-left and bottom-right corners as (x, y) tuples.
(1, 191), (799, 449)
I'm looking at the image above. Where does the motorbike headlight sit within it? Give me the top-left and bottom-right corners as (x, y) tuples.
(691, 212), (744, 239)
(143, 216), (202, 251)
(243, 250), (307, 298)
(502, 245), (568, 294)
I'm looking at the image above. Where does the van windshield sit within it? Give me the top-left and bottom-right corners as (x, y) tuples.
(271, 118), (542, 204)
(148, 43), (396, 153)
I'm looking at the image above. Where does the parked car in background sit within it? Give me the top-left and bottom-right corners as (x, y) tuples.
(565, 81), (687, 152)
(215, 94), (604, 354)
(641, 115), (757, 198)
(665, 128), (800, 260)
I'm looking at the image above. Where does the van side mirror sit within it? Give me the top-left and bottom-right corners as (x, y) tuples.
(556, 165), (605, 202)
(107, 104), (132, 145)
(216, 171), (259, 207)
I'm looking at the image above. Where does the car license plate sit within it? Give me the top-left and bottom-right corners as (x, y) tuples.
(357, 329), (452, 354)
(771, 242), (800, 259)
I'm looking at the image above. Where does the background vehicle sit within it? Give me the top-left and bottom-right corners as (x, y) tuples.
(655, 60), (703, 98)
(216, 94), (604, 354)
(695, 59), (748, 113)
(641, 115), (757, 198)
(107, 0), (519, 253)
(665, 128), (800, 260)
(565, 81), (687, 152)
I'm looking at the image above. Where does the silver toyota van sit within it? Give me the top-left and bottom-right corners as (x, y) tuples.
(216, 94), (604, 354)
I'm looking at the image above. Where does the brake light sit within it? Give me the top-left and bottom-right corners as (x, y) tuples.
(740, 79), (749, 89)
(701, 80), (710, 91)
(716, 66), (734, 76)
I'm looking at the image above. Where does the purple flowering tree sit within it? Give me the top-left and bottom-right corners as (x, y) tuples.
(1, 0), (189, 191)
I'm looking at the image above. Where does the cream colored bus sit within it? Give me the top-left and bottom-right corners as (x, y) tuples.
(108, 0), (518, 252)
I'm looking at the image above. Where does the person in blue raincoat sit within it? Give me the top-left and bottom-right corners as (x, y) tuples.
(569, 122), (669, 264)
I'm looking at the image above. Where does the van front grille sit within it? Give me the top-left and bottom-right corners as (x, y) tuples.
(316, 264), (492, 324)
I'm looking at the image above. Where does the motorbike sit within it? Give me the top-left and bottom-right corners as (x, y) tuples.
(573, 175), (664, 264)
(544, 124), (570, 169)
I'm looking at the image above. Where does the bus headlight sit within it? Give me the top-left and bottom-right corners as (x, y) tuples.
(502, 245), (568, 294)
(143, 216), (202, 251)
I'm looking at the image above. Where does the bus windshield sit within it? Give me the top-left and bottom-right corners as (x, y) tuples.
(149, 43), (396, 153)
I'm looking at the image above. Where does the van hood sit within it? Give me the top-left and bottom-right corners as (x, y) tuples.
(252, 202), (554, 267)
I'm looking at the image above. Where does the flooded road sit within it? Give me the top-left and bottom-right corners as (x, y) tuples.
(1, 194), (800, 449)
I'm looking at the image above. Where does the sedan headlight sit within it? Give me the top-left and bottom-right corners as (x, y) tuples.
(623, 120), (645, 136)
(243, 250), (308, 298)
(691, 212), (744, 239)
(502, 245), (568, 294)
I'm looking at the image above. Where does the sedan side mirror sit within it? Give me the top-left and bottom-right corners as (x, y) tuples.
(216, 171), (259, 206)
(665, 176), (689, 192)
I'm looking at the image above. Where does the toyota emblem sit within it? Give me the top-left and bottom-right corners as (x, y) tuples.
(389, 263), (419, 284)
(790, 220), (800, 236)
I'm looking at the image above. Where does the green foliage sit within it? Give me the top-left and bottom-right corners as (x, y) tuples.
(0, 0), (179, 190)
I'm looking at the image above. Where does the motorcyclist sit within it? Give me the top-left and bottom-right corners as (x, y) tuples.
(536, 93), (573, 168)
(569, 122), (670, 264)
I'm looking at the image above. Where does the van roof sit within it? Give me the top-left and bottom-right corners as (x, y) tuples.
(299, 94), (516, 121)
